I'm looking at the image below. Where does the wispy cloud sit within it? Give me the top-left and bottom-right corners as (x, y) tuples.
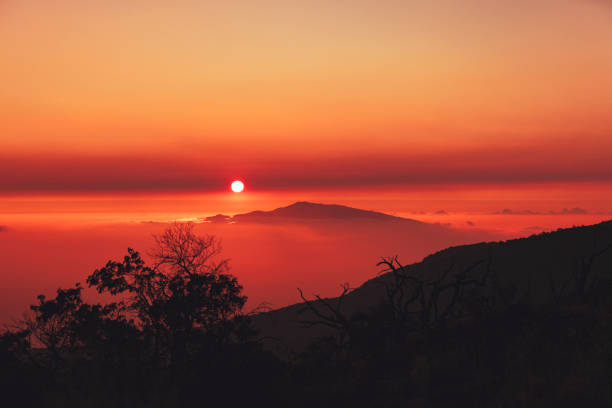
(498, 209), (540, 215)
(559, 207), (589, 215)
(496, 207), (589, 215)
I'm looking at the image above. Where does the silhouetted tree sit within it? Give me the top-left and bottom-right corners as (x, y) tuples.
(375, 256), (494, 333)
(7, 223), (268, 407)
(297, 283), (354, 359)
(549, 232), (612, 306)
(86, 223), (248, 365)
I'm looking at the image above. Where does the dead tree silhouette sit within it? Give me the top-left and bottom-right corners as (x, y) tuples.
(297, 283), (353, 354)
(549, 231), (612, 305)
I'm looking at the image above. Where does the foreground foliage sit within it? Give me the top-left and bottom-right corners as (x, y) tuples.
(2, 225), (612, 407)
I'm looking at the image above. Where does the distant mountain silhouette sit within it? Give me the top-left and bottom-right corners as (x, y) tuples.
(255, 219), (612, 353)
(205, 214), (232, 223)
(206, 201), (422, 224)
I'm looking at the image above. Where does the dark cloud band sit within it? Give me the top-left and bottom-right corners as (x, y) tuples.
(1, 148), (612, 194)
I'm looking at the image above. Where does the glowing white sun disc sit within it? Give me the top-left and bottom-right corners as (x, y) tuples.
(231, 180), (244, 193)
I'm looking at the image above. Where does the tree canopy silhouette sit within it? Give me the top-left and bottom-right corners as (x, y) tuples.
(85, 223), (248, 363)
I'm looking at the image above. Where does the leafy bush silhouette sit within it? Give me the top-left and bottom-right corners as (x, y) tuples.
(86, 223), (248, 366)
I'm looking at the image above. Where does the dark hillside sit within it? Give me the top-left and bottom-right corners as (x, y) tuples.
(255, 220), (612, 353)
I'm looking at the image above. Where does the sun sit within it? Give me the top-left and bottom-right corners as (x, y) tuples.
(231, 180), (245, 193)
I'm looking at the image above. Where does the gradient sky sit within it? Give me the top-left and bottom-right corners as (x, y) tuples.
(2, 0), (612, 195)
(3, 1), (612, 324)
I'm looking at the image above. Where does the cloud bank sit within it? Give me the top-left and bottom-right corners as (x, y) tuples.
(1, 143), (612, 194)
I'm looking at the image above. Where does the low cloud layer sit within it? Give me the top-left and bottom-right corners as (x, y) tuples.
(497, 208), (589, 215)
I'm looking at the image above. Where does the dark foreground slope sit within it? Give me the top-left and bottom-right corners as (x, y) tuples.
(244, 220), (612, 407)
(255, 219), (612, 353)
(4, 219), (612, 407)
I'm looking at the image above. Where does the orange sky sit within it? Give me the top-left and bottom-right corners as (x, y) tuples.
(1, 0), (612, 192)
(0, 0), (612, 228)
